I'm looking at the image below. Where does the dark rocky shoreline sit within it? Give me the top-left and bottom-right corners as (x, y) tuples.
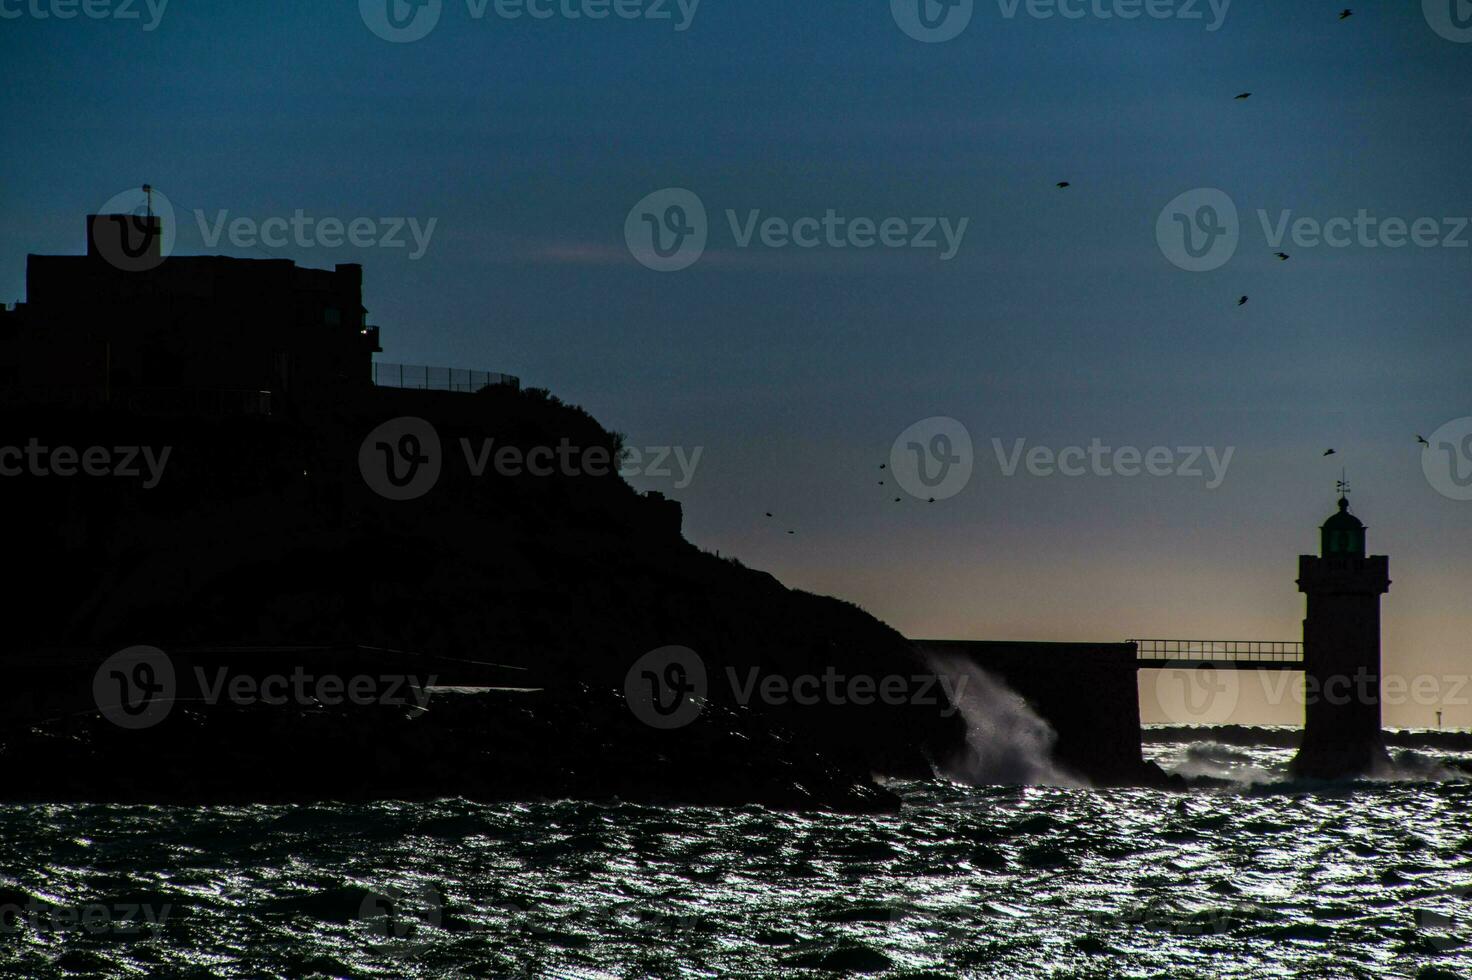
(1, 676), (902, 814)
(0, 384), (959, 812)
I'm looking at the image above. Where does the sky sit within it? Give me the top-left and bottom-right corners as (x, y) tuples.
(2, 0), (1469, 725)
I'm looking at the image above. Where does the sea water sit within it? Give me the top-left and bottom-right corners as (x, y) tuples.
(0, 738), (1468, 978)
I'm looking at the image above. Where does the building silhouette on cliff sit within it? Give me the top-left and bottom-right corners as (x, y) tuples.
(0, 212), (384, 416)
(0, 209), (521, 418)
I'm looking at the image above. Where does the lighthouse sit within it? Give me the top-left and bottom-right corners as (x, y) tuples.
(1290, 490), (1392, 778)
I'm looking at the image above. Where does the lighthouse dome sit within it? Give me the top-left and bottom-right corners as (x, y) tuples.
(1321, 497), (1365, 556)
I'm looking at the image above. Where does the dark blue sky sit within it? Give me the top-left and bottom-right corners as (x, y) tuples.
(3, 1), (1469, 723)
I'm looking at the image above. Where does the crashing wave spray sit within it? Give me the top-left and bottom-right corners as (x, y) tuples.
(926, 653), (1083, 787)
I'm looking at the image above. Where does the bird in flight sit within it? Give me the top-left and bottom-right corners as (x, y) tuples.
(927, 497), (936, 503)
(787, 530), (795, 535)
(1339, 9), (1352, 19)
(1275, 252), (1290, 261)
(878, 463), (886, 470)
(1056, 181), (1070, 188)
(764, 512), (773, 518)
(893, 497), (902, 503)
(1238, 296), (1249, 306)
(1417, 435), (1430, 447)
(1323, 449), (1337, 457)
(1235, 92), (1252, 100)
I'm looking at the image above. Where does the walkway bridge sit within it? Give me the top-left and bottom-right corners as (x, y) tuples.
(372, 362), (520, 392)
(1131, 638), (1303, 670)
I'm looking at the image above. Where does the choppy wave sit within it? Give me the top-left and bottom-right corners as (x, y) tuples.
(1147, 724), (1472, 753)
(3, 751), (1472, 978)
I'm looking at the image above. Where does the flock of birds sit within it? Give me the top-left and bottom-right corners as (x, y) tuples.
(763, 460), (940, 533)
(758, 7), (1450, 538)
(764, 437), (1430, 532)
(1055, 7), (1355, 309)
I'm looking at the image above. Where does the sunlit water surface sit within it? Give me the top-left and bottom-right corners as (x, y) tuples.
(2, 738), (1470, 978)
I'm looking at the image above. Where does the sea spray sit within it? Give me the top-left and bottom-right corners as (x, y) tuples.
(1145, 727), (1472, 786)
(925, 653), (1083, 787)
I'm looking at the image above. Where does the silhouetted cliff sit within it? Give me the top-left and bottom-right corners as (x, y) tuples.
(0, 383), (963, 810)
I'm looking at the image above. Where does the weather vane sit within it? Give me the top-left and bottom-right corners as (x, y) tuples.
(1336, 468), (1350, 498)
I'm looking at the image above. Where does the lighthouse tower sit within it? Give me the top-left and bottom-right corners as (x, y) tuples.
(1290, 491), (1392, 778)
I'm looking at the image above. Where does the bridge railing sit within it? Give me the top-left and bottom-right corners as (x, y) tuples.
(372, 362), (520, 393)
(1131, 639), (1303, 663)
